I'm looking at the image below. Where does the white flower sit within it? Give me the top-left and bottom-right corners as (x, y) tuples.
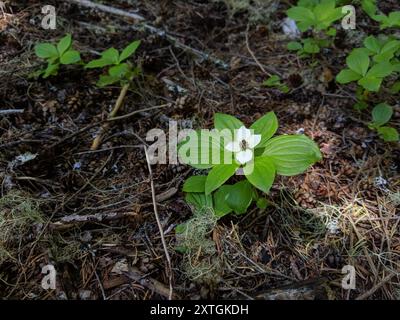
(225, 126), (261, 164)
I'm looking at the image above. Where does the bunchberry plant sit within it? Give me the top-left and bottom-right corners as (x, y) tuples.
(368, 103), (399, 142)
(34, 34), (81, 78)
(179, 112), (322, 217)
(85, 40), (141, 87)
(263, 75), (290, 93)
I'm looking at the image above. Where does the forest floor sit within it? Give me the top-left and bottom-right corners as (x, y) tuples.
(0, 0), (399, 300)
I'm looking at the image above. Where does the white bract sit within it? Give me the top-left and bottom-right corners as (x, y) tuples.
(225, 126), (261, 164)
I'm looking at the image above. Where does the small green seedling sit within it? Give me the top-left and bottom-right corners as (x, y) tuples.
(34, 34), (81, 78)
(336, 48), (394, 92)
(180, 112), (322, 217)
(287, 37), (330, 57)
(368, 103), (399, 142)
(287, 0), (343, 32)
(263, 75), (290, 93)
(360, 0), (400, 29)
(361, 0), (377, 18)
(286, 0), (342, 58)
(85, 40), (141, 87)
(374, 11), (400, 29)
(363, 36), (400, 64)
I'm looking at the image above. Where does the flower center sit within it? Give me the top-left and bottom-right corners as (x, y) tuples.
(239, 139), (248, 150)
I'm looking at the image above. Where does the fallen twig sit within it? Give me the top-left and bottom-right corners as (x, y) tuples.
(50, 211), (138, 231)
(67, 0), (228, 69)
(356, 273), (396, 300)
(144, 146), (173, 300)
(0, 109), (24, 115)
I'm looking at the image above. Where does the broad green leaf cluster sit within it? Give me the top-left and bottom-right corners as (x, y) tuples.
(180, 113), (322, 218)
(336, 35), (400, 92)
(85, 40), (141, 87)
(335, 33), (400, 142)
(34, 34), (81, 78)
(287, 0), (343, 32)
(361, 0), (400, 29)
(368, 103), (399, 142)
(34, 35), (141, 88)
(263, 75), (289, 93)
(286, 0), (342, 58)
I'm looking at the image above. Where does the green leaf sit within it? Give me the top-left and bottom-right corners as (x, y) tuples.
(109, 63), (130, 78)
(213, 185), (233, 218)
(389, 81), (400, 94)
(256, 198), (268, 209)
(102, 47), (120, 64)
(96, 75), (120, 87)
(287, 6), (315, 31)
(363, 35), (380, 54)
(263, 75), (281, 86)
(366, 62), (393, 78)
(336, 69), (362, 84)
(262, 135), (322, 176)
(57, 34), (72, 56)
(358, 76), (382, 92)
(377, 127), (399, 142)
(243, 156), (276, 193)
(185, 193), (213, 210)
(214, 113), (244, 131)
(119, 40), (141, 63)
(85, 48), (119, 69)
(205, 164), (239, 195)
(43, 63), (59, 78)
(86, 58), (113, 69)
(225, 180), (253, 215)
(373, 40), (400, 62)
(354, 101), (369, 111)
(303, 39), (320, 53)
(314, 0), (343, 30)
(182, 175), (207, 193)
(346, 49), (370, 76)
(250, 112), (278, 147)
(35, 43), (58, 59)
(325, 27), (336, 37)
(371, 103), (393, 126)
(287, 41), (302, 51)
(361, 0), (377, 18)
(60, 50), (81, 64)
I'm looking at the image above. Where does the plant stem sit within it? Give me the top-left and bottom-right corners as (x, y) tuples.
(90, 82), (130, 151)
